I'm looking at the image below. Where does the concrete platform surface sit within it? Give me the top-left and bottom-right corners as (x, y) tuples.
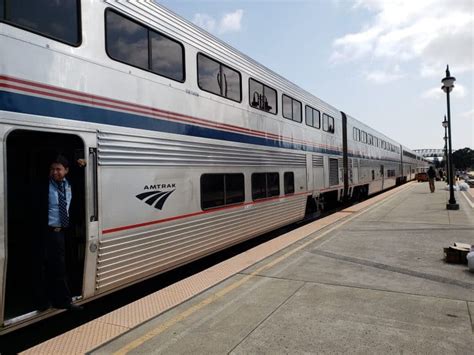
(91, 181), (474, 355)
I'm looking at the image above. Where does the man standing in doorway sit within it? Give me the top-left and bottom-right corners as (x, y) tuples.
(39, 155), (84, 311)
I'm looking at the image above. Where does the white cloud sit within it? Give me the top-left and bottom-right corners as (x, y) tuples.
(331, 0), (474, 79)
(421, 84), (467, 99)
(365, 65), (404, 84)
(192, 10), (243, 35)
(461, 109), (474, 120)
(192, 13), (216, 33)
(219, 10), (243, 34)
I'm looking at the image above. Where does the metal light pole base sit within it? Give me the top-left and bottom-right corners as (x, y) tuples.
(446, 203), (459, 210)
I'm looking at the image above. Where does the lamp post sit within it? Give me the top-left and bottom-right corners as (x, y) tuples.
(442, 116), (448, 181)
(441, 65), (459, 210)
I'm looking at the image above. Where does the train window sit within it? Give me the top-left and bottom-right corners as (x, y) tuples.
(353, 127), (360, 141)
(282, 94), (302, 123)
(150, 31), (185, 81)
(305, 106), (320, 129)
(252, 173), (266, 200)
(107, 11), (148, 70)
(225, 174), (245, 205)
(322, 114), (335, 133)
(106, 10), (185, 82)
(201, 173), (244, 210)
(197, 54), (220, 96)
(268, 173), (280, 197)
(198, 53), (242, 102)
(361, 131), (367, 143)
(249, 78), (277, 114)
(368, 134), (373, 145)
(252, 172), (280, 200)
(284, 172), (295, 194)
(1, 0), (81, 46)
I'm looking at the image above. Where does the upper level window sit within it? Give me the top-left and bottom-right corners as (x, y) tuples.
(249, 78), (277, 114)
(0, 0), (81, 46)
(353, 127), (360, 141)
(305, 106), (320, 129)
(361, 131), (367, 143)
(368, 134), (373, 145)
(282, 95), (302, 123)
(106, 10), (185, 82)
(323, 114), (335, 133)
(198, 53), (241, 102)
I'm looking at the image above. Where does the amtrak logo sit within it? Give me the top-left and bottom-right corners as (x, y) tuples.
(136, 187), (175, 210)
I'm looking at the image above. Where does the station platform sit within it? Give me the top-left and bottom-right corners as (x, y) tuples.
(23, 181), (474, 354)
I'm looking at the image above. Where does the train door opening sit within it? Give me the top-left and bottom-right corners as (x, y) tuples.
(4, 130), (86, 320)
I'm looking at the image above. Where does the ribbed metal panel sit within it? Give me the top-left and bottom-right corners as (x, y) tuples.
(97, 132), (306, 167)
(312, 155), (324, 168)
(329, 158), (339, 186)
(96, 195), (307, 291)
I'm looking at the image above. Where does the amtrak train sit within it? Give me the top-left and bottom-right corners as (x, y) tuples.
(0, 0), (428, 332)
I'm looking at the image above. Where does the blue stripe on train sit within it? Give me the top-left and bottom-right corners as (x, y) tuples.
(0, 90), (343, 156)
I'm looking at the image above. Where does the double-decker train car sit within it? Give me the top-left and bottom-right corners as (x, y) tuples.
(0, 0), (427, 332)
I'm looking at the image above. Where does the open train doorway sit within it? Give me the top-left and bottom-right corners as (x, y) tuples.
(4, 130), (86, 320)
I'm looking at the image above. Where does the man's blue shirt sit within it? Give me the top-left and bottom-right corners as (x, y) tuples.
(48, 178), (72, 227)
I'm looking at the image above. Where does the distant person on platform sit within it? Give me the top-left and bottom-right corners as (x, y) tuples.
(439, 169), (444, 181)
(427, 166), (436, 193)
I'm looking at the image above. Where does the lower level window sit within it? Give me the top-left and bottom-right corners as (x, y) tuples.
(201, 173), (244, 209)
(284, 172), (294, 194)
(252, 172), (280, 200)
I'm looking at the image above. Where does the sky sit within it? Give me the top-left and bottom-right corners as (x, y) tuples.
(157, 0), (473, 150)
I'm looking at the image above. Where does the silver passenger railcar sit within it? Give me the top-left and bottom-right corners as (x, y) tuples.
(0, 0), (427, 332)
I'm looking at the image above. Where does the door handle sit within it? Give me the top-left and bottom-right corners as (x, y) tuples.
(89, 147), (98, 222)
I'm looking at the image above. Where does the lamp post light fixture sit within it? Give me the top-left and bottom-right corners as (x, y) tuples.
(442, 116), (449, 180)
(441, 65), (459, 210)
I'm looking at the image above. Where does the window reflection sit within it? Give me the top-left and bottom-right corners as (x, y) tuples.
(150, 31), (184, 81)
(323, 114), (334, 133)
(106, 11), (148, 70)
(3, 0), (80, 45)
(249, 78), (276, 114)
(283, 95), (302, 123)
(222, 65), (241, 102)
(106, 10), (184, 82)
(292, 100), (302, 123)
(282, 95), (292, 119)
(225, 174), (244, 204)
(198, 54), (221, 95)
(197, 53), (241, 102)
(306, 106), (313, 126)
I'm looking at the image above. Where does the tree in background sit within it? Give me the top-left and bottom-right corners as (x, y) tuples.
(452, 148), (474, 170)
